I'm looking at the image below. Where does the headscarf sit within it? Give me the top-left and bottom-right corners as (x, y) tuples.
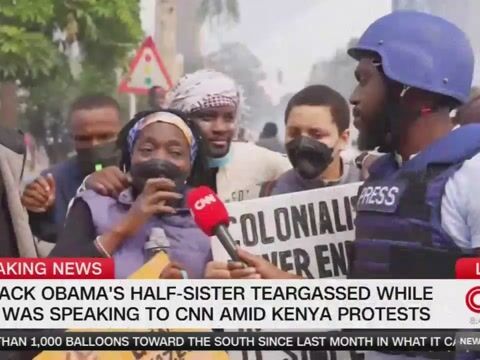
(126, 111), (198, 164)
(164, 69), (241, 115)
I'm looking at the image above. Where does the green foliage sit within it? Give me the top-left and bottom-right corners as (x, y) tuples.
(57, 0), (142, 71)
(3, 0), (143, 157)
(0, 0), (57, 81)
(0, 0), (142, 82)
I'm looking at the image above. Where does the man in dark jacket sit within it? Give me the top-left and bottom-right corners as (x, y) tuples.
(21, 94), (123, 243)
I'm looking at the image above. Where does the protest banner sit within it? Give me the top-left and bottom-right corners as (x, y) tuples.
(212, 183), (363, 360)
(35, 253), (229, 360)
(213, 182), (362, 279)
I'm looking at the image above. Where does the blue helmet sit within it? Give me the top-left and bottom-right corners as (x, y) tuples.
(348, 11), (474, 104)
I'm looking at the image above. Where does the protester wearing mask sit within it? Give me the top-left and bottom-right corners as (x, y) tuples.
(261, 85), (361, 196)
(21, 95), (122, 244)
(85, 70), (291, 203)
(50, 110), (211, 279)
(205, 85), (363, 278)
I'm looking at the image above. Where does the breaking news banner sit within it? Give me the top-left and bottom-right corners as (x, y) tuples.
(0, 258), (115, 279)
(2, 331), (479, 351)
(213, 183), (360, 360)
(1, 280), (480, 329)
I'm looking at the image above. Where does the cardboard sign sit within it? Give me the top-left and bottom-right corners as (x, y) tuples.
(35, 253), (229, 360)
(213, 183), (362, 279)
(212, 183), (364, 360)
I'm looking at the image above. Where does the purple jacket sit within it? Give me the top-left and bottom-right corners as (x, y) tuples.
(79, 189), (212, 279)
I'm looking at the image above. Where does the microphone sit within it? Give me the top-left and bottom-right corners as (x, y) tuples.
(186, 186), (241, 262)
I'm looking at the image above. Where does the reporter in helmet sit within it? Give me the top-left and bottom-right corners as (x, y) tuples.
(209, 12), (480, 287)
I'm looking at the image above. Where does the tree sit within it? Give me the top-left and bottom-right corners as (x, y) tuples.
(206, 42), (274, 130)
(0, 0), (142, 129)
(0, 0), (59, 127)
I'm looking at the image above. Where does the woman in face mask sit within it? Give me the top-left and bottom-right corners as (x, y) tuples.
(261, 85), (362, 197)
(51, 110), (211, 279)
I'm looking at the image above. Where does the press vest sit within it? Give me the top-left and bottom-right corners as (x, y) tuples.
(350, 124), (480, 279)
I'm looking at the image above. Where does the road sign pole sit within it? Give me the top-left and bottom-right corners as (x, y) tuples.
(129, 93), (137, 118)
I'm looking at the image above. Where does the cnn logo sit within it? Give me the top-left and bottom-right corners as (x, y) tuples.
(194, 194), (217, 210)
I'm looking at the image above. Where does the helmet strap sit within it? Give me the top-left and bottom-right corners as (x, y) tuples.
(399, 85), (411, 98)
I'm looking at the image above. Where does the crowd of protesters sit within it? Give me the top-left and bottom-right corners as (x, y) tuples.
(1, 10), (480, 360)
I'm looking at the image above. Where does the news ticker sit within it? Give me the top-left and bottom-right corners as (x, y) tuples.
(1, 331), (480, 351)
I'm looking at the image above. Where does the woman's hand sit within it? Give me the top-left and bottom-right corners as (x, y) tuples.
(98, 178), (183, 257)
(116, 178), (183, 238)
(160, 261), (187, 279)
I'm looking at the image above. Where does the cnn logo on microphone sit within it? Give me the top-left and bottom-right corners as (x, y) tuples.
(194, 194), (217, 210)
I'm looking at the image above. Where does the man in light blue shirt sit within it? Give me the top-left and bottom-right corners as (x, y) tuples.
(441, 150), (480, 250)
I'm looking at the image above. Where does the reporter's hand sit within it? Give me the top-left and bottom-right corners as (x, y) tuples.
(160, 261), (187, 279)
(85, 166), (130, 197)
(118, 178), (182, 237)
(227, 260), (261, 279)
(233, 248), (301, 279)
(21, 174), (56, 213)
(205, 261), (233, 279)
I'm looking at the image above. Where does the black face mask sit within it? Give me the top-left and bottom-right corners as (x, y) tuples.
(286, 136), (334, 180)
(130, 159), (187, 196)
(76, 141), (120, 176)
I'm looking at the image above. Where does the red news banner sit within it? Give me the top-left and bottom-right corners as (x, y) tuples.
(456, 258), (480, 279)
(0, 258), (114, 279)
